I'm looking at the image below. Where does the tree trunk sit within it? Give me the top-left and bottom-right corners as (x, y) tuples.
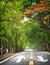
(0, 37), (3, 54)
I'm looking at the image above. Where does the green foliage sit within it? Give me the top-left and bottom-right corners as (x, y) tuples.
(0, 0), (50, 53)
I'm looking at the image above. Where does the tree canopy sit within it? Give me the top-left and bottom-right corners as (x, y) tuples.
(0, 0), (50, 54)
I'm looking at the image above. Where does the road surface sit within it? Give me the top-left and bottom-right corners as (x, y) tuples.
(0, 51), (50, 65)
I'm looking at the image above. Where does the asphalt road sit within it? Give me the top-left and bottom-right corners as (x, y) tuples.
(0, 51), (50, 65)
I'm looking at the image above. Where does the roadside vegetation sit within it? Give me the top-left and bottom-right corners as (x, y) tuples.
(0, 0), (50, 54)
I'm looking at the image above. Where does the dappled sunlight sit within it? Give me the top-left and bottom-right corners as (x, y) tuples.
(21, 16), (28, 23)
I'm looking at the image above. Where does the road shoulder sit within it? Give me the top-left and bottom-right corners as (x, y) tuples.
(0, 53), (16, 62)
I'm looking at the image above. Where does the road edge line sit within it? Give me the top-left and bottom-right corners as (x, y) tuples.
(41, 52), (50, 55)
(0, 53), (17, 64)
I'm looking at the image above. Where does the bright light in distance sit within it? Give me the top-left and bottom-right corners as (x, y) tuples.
(25, 48), (33, 52)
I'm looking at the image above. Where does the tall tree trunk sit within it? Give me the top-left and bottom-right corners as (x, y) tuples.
(0, 37), (3, 54)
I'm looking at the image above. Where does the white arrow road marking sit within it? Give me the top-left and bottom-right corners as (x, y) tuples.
(16, 55), (26, 63)
(35, 56), (48, 62)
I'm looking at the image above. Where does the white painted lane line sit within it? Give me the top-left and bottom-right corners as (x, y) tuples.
(30, 54), (33, 59)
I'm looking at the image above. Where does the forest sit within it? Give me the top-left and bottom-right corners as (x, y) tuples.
(0, 0), (50, 54)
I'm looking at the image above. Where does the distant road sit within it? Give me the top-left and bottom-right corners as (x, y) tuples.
(0, 51), (50, 65)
